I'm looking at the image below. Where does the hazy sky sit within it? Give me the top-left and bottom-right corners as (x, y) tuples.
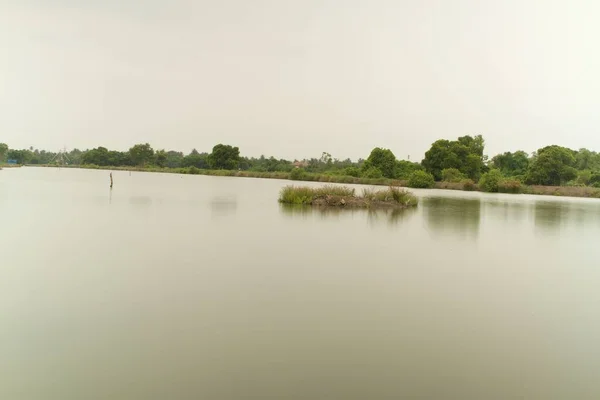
(1, 0), (599, 160)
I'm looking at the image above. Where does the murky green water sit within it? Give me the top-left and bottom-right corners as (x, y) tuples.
(2, 167), (600, 399)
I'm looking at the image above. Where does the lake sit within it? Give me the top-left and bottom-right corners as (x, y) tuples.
(2, 167), (600, 399)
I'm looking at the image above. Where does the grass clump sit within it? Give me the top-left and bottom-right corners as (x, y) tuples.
(279, 185), (417, 208)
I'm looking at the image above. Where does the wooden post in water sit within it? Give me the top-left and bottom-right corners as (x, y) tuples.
(110, 173), (113, 188)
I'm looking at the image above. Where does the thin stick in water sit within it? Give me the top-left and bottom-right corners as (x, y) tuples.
(110, 173), (113, 188)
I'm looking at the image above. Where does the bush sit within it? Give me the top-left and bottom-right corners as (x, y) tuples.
(187, 166), (200, 175)
(441, 168), (465, 183)
(591, 172), (600, 188)
(362, 167), (383, 179)
(290, 168), (306, 180)
(461, 179), (476, 191)
(479, 169), (503, 192)
(408, 170), (435, 188)
(344, 166), (361, 177)
(576, 170), (592, 186)
(497, 179), (522, 193)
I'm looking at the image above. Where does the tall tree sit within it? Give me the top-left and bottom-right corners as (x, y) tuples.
(422, 135), (486, 180)
(362, 148), (397, 178)
(491, 151), (530, 177)
(129, 143), (155, 166)
(526, 145), (577, 186)
(0, 143), (8, 162)
(208, 144), (240, 170)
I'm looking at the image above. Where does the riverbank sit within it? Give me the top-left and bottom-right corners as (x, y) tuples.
(279, 185), (418, 208)
(28, 164), (600, 199)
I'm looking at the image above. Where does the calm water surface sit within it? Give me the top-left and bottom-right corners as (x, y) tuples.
(1, 167), (600, 399)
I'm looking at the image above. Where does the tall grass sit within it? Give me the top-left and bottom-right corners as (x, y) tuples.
(280, 185), (417, 207)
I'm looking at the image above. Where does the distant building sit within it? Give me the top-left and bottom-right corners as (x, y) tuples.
(7, 160), (17, 165)
(293, 160), (309, 168)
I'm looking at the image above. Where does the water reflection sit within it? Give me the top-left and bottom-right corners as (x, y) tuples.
(483, 199), (529, 225)
(279, 204), (415, 225)
(210, 195), (237, 217)
(366, 207), (418, 227)
(423, 197), (481, 239)
(128, 196), (153, 207)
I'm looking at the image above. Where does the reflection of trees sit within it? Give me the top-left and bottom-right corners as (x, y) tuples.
(423, 197), (481, 238)
(533, 201), (570, 233)
(366, 207), (418, 227)
(210, 195), (237, 217)
(483, 199), (528, 224)
(534, 200), (600, 234)
(279, 204), (416, 226)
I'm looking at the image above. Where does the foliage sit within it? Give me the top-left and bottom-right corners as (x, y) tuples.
(441, 168), (465, 182)
(461, 179), (476, 191)
(526, 145), (578, 186)
(208, 144), (240, 170)
(279, 185), (356, 204)
(422, 135), (486, 180)
(129, 143), (155, 166)
(363, 186), (419, 206)
(362, 166), (383, 179)
(479, 169), (503, 192)
(497, 179), (522, 194)
(491, 150), (530, 177)
(0, 143), (8, 162)
(408, 170), (435, 188)
(395, 160), (423, 179)
(290, 168), (306, 180)
(279, 185), (417, 207)
(363, 148), (397, 178)
(344, 166), (361, 177)
(6, 149), (33, 164)
(575, 148), (600, 171)
(182, 150), (209, 169)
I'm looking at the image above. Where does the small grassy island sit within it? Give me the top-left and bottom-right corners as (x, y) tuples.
(279, 185), (418, 209)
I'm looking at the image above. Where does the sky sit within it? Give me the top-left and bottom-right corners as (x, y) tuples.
(1, 0), (599, 161)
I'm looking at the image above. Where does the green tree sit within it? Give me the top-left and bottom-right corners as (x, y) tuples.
(408, 170), (435, 188)
(422, 135), (486, 180)
(395, 160), (423, 179)
(441, 168), (465, 182)
(575, 148), (600, 171)
(362, 148), (397, 178)
(479, 169), (503, 192)
(491, 151), (530, 177)
(208, 144), (240, 170)
(129, 143), (155, 166)
(7, 149), (33, 164)
(82, 147), (110, 165)
(0, 143), (8, 162)
(526, 145), (578, 186)
(155, 150), (168, 168)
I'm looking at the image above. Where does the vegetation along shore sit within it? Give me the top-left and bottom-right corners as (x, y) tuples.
(279, 185), (418, 209)
(3, 136), (600, 199)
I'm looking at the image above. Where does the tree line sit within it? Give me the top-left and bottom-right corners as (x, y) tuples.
(2, 136), (600, 188)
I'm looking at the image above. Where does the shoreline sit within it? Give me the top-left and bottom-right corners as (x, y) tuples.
(24, 164), (600, 200)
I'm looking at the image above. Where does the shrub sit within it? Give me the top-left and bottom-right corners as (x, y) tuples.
(461, 179), (476, 191)
(188, 166), (200, 175)
(344, 166), (361, 177)
(289, 168), (305, 180)
(441, 168), (465, 183)
(408, 170), (435, 188)
(362, 166), (383, 179)
(479, 169), (503, 192)
(576, 170), (592, 186)
(497, 179), (522, 194)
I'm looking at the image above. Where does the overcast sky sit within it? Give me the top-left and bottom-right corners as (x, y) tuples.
(1, 0), (599, 160)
